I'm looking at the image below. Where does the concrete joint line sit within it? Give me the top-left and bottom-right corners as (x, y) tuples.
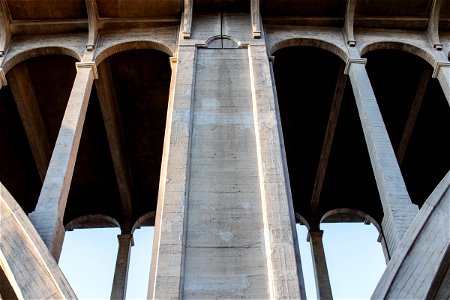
(344, 58), (367, 74)
(76, 61), (98, 79)
(432, 61), (450, 78)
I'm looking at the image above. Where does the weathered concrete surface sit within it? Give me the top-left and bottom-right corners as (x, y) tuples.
(111, 233), (133, 300)
(28, 63), (96, 261)
(308, 230), (333, 299)
(372, 171), (450, 299)
(348, 61), (419, 254)
(184, 48), (269, 299)
(0, 182), (76, 299)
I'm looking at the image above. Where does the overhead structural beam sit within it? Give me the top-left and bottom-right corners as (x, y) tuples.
(183, 0), (193, 38)
(343, 0), (357, 46)
(396, 66), (432, 164)
(251, 0), (261, 38)
(95, 62), (133, 219)
(0, 0), (12, 56)
(427, 0), (443, 50)
(85, 0), (99, 50)
(311, 64), (347, 210)
(7, 63), (52, 182)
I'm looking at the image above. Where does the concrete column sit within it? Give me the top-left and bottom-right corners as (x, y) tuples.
(346, 60), (418, 254)
(148, 45), (195, 298)
(111, 233), (133, 300)
(28, 62), (97, 261)
(249, 49), (305, 298)
(433, 62), (450, 105)
(308, 230), (333, 300)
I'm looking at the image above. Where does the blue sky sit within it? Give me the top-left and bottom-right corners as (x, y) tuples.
(59, 223), (386, 299)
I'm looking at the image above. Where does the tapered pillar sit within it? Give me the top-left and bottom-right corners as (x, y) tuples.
(111, 233), (133, 300)
(308, 230), (333, 300)
(28, 62), (97, 261)
(346, 60), (418, 255)
(148, 46), (195, 298)
(433, 62), (450, 105)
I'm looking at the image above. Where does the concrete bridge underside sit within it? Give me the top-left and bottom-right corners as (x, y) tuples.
(0, 0), (449, 299)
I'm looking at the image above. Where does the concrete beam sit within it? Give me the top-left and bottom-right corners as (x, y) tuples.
(0, 0), (11, 57)
(311, 64), (347, 210)
(7, 63), (52, 182)
(251, 0), (261, 38)
(111, 233), (133, 300)
(427, 0), (443, 50)
(85, 0), (99, 50)
(183, 0), (193, 38)
(433, 62), (450, 105)
(346, 59), (418, 254)
(96, 62), (133, 218)
(28, 62), (97, 260)
(343, 0), (357, 46)
(0, 182), (77, 299)
(308, 230), (333, 300)
(396, 66), (432, 164)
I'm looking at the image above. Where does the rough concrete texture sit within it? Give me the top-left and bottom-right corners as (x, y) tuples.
(1, 0), (450, 298)
(0, 182), (77, 299)
(372, 171), (450, 299)
(184, 48), (269, 299)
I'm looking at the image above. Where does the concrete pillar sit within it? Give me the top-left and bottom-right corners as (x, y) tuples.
(28, 62), (97, 261)
(148, 46), (195, 298)
(249, 45), (305, 299)
(346, 60), (418, 255)
(308, 230), (333, 300)
(111, 233), (133, 300)
(433, 62), (450, 105)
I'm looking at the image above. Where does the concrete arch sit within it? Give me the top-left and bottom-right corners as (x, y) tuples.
(205, 35), (241, 49)
(65, 214), (120, 231)
(132, 211), (156, 233)
(2, 46), (81, 74)
(361, 41), (437, 68)
(270, 38), (349, 63)
(320, 208), (382, 233)
(294, 212), (310, 230)
(94, 40), (174, 66)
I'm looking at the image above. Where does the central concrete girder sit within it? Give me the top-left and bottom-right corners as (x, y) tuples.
(95, 62), (133, 220)
(310, 63), (347, 211)
(396, 66), (432, 164)
(7, 63), (52, 182)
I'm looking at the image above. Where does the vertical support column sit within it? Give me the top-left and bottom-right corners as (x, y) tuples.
(248, 44), (305, 299)
(111, 233), (133, 300)
(346, 59), (418, 254)
(148, 44), (196, 299)
(308, 230), (333, 300)
(28, 62), (97, 261)
(433, 62), (450, 105)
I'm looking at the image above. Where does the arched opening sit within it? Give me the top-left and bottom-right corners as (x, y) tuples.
(59, 227), (121, 299)
(61, 47), (172, 297)
(320, 220), (386, 299)
(363, 48), (450, 207)
(273, 44), (387, 298)
(272, 45), (382, 228)
(0, 54), (77, 213)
